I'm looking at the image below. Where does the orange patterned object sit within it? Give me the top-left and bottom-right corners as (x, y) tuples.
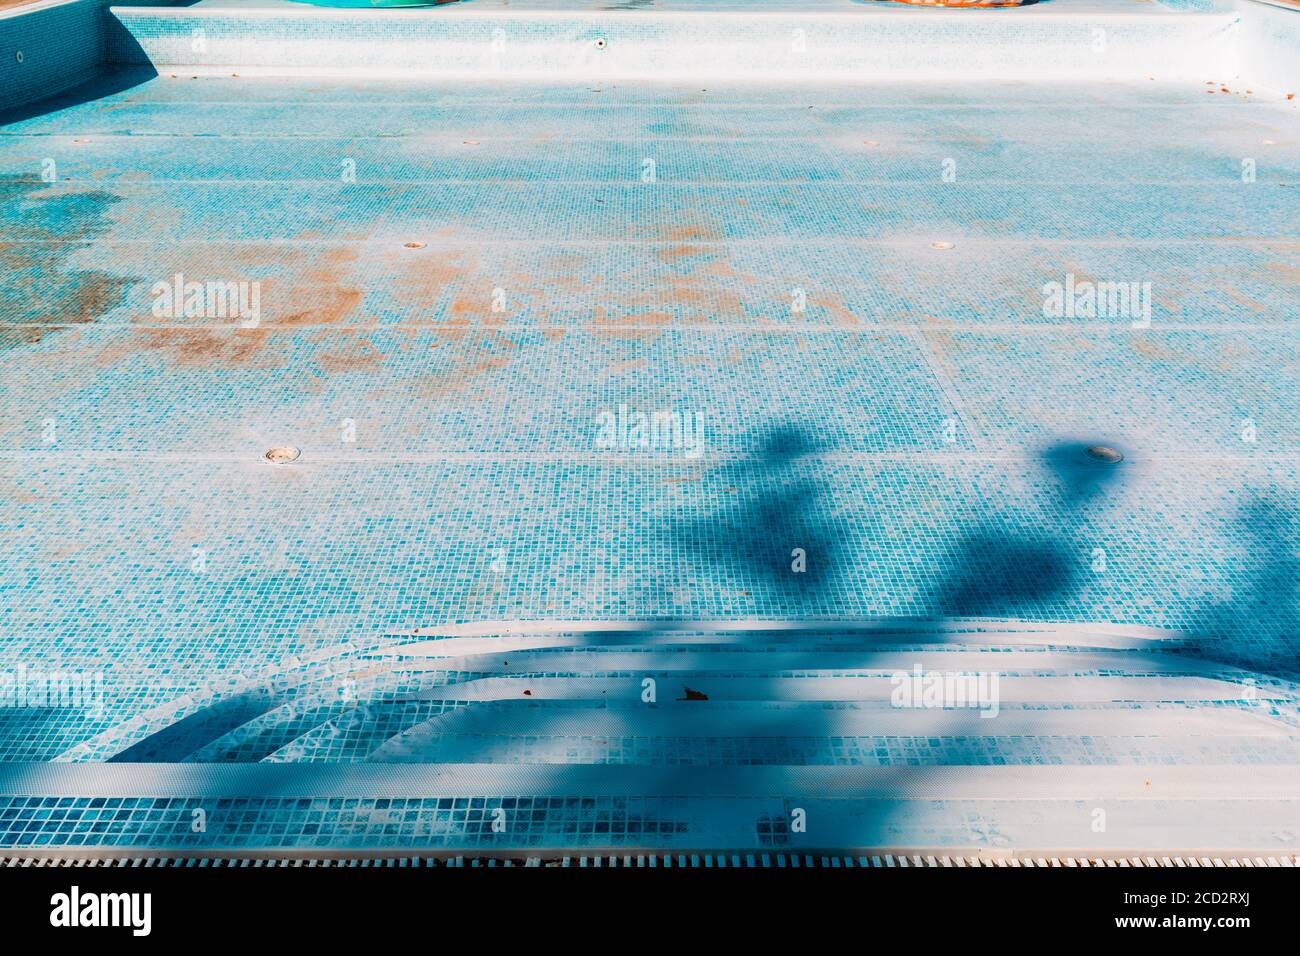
(883, 0), (1029, 6)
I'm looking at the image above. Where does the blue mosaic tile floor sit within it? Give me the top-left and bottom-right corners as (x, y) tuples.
(0, 72), (1296, 852)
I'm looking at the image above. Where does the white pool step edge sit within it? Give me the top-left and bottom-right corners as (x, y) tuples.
(107, 7), (1243, 82)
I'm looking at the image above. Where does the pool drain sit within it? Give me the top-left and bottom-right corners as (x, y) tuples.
(263, 446), (301, 465)
(929, 241), (954, 250)
(595, 37), (607, 50)
(1085, 445), (1123, 464)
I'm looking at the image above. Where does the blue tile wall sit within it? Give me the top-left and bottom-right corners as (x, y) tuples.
(0, 0), (106, 113)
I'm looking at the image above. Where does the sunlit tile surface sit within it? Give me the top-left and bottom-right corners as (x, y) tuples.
(0, 14), (1297, 852)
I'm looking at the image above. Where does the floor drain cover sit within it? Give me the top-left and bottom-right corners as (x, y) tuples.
(263, 446), (301, 464)
(1085, 445), (1123, 464)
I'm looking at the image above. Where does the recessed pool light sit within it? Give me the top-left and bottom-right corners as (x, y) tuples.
(1085, 445), (1123, 464)
(1261, 139), (1276, 145)
(930, 241), (954, 250)
(863, 140), (880, 146)
(462, 140), (479, 146)
(404, 241), (426, 249)
(72, 138), (91, 145)
(263, 446), (301, 465)
(15, 51), (23, 64)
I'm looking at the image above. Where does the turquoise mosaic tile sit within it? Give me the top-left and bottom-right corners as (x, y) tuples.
(0, 61), (1296, 853)
(0, 0), (104, 114)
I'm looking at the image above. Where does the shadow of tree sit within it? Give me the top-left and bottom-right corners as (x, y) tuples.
(666, 422), (843, 594)
(927, 440), (1125, 617)
(669, 425), (1298, 690)
(930, 525), (1076, 617)
(1175, 492), (1299, 679)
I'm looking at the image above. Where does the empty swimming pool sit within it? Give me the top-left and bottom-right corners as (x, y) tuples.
(0, 0), (1297, 880)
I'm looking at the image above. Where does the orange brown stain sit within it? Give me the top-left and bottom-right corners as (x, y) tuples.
(603, 357), (649, 377)
(0, 477), (43, 504)
(1263, 260), (1300, 284)
(594, 307), (675, 341)
(313, 336), (386, 374)
(135, 327), (278, 367)
(274, 246), (364, 327)
(1130, 337), (1190, 363)
(132, 242), (366, 367)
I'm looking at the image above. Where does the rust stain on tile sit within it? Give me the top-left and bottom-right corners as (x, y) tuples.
(585, 219), (760, 335)
(0, 476), (45, 505)
(594, 306), (675, 341)
(1263, 259), (1300, 285)
(133, 327), (276, 367)
(1131, 337), (1193, 364)
(313, 336), (386, 375)
(274, 246), (365, 327)
(130, 242), (366, 367)
(1223, 286), (1268, 315)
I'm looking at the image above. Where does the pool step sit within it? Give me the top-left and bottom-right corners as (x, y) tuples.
(105, 5), (1240, 81)
(4, 760), (1298, 852)
(65, 624), (1299, 765)
(30, 625), (1300, 849)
